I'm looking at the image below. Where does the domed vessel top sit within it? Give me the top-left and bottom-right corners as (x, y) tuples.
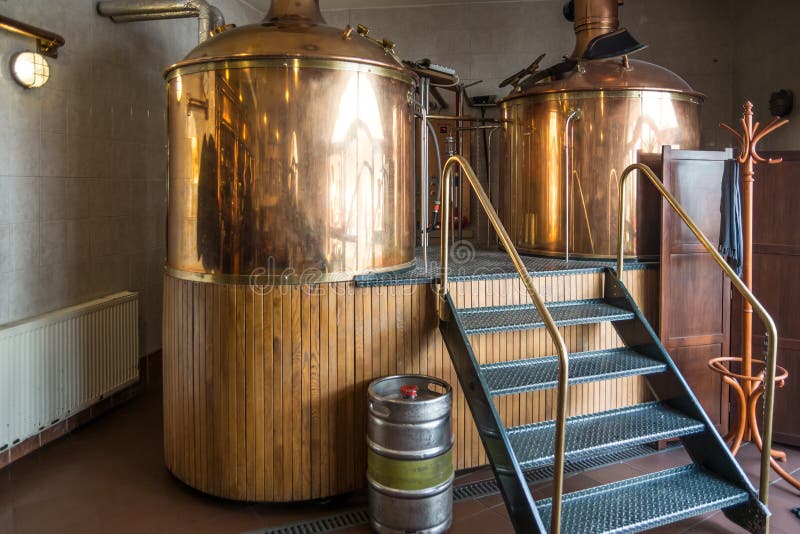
(505, 58), (703, 101)
(165, 0), (407, 76)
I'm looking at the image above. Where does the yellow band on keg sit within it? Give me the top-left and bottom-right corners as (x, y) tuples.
(367, 449), (453, 491)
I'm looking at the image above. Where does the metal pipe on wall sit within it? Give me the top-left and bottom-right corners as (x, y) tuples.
(96, 0), (225, 43)
(564, 108), (581, 263)
(419, 77), (431, 253)
(109, 11), (196, 22)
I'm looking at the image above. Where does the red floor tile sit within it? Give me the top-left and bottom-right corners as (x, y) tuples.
(1, 382), (797, 534)
(450, 506), (515, 534)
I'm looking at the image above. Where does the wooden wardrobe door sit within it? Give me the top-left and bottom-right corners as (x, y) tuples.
(731, 151), (800, 446)
(659, 147), (733, 434)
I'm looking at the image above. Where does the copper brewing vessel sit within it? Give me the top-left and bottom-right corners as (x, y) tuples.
(499, 0), (703, 258)
(164, 0), (417, 283)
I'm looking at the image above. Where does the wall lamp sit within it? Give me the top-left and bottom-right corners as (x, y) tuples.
(0, 14), (65, 89)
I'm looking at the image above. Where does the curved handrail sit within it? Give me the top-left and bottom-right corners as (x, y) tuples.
(438, 155), (569, 534)
(616, 163), (778, 521)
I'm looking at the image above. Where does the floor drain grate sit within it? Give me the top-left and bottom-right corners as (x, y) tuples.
(250, 444), (666, 534)
(245, 509), (371, 534)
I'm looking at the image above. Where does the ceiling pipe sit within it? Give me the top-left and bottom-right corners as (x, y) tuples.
(96, 1), (226, 43)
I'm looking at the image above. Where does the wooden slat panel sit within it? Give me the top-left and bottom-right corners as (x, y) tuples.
(245, 286), (256, 500)
(281, 286), (292, 497)
(317, 284), (327, 498)
(291, 286), (302, 498)
(163, 267), (655, 501)
(354, 283), (365, 488)
(263, 287), (274, 500)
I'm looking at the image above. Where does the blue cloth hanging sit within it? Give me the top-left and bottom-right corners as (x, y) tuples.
(719, 159), (743, 277)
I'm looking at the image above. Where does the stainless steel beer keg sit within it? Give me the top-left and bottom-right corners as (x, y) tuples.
(367, 375), (454, 534)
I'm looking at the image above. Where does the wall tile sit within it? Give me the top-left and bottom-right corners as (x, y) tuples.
(0, 224), (11, 274)
(67, 219), (92, 262)
(0, 177), (40, 224)
(40, 178), (67, 220)
(10, 222), (39, 272)
(0, 129), (41, 177)
(39, 220), (68, 267)
(6, 269), (42, 322)
(64, 179), (92, 219)
(40, 88), (68, 134)
(0, 276), (8, 325)
(40, 132), (70, 178)
(0, 81), (41, 133)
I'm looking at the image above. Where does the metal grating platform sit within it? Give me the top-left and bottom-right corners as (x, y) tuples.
(458, 299), (635, 335)
(353, 249), (653, 287)
(536, 465), (750, 533)
(481, 348), (667, 396)
(507, 402), (705, 470)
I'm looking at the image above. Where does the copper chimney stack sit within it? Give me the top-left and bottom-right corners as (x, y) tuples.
(570, 0), (623, 58)
(265, 0), (326, 24)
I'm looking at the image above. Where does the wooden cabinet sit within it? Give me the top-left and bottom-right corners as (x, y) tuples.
(654, 148), (733, 434)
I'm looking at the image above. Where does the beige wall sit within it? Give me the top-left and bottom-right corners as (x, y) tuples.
(0, 0), (260, 354)
(732, 0), (800, 150)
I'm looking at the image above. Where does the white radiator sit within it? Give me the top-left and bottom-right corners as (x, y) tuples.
(0, 292), (140, 451)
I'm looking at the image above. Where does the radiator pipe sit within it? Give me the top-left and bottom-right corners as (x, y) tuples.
(96, 1), (225, 43)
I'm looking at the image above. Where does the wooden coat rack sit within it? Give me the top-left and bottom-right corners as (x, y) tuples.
(712, 101), (800, 490)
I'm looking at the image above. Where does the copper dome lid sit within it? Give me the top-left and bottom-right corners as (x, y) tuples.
(505, 57), (704, 101)
(165, 0), (407, 76)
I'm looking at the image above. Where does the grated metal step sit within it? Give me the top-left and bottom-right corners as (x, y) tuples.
(458, 299), (635, 335)
(481, 348), (666, 396)
(536, 465), (750, 533)
(507, 402), (705, 470)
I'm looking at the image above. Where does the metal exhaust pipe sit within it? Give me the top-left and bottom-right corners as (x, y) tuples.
(96, 1), (225, 42)
(107, 11), (197, 22)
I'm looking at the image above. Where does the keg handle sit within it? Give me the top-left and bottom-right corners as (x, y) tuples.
(564, 108), (581, 262)
(369, 400), (392, 418)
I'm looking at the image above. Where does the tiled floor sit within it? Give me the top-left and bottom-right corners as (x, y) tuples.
(1, 382), (799, 534)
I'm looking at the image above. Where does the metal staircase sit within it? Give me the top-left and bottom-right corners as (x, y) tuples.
(436, 157), (776, 533)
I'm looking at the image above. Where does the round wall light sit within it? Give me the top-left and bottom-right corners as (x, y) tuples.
(10, 51), (50, 89)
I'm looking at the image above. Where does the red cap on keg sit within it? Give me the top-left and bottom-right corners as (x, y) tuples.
(400, 384), (419, 399)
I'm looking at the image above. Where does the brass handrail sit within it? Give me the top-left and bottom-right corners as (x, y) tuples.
(0, 15), (65, 58)
(438, 155), (569, 534)
(616, 163), (778, 529)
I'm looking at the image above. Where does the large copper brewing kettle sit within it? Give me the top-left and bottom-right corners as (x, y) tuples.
(499, 0), (704, 259)
(164, 0), (417, 284)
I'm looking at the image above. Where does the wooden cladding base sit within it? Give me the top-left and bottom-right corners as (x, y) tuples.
(162, 268), (658, 502)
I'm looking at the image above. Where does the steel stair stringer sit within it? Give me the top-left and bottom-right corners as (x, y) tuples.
(603, 268), (769, 533)
(439, 292), (547, 533)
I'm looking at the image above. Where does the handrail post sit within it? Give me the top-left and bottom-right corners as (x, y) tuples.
(615, 163), (778, 529)
(438, 155), (568, 533)
(438, 153), (451, 321)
